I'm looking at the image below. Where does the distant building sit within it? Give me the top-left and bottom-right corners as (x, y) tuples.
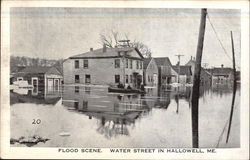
(143, 58), (158, 86)
(13, 66), (63, 93)
(172, 65), (192, 84)
(209, 64), (234, 85)
(63, 45), (144, 88)
(154, 57), (178, 85)
(185, 57), (212, 85)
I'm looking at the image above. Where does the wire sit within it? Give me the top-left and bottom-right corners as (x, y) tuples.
(207, 13), (240, 70)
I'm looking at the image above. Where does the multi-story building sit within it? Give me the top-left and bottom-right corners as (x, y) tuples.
(63, 45), (144, 88)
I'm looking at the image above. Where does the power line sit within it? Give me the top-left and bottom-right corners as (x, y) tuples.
(207, 13), (240, 70)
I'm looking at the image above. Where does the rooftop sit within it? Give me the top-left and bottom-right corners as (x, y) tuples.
(172, 65), (192, 76)
(143, 58), (152, 69)
(154, 57), (172, 67)
(70, 47), (144, 59)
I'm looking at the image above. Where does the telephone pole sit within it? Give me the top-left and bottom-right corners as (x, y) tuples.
(191, 8), (207, 148)
(175, 54), (184, 83)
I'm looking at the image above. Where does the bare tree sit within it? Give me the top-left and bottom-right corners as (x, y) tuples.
(99, 30), (152, 58)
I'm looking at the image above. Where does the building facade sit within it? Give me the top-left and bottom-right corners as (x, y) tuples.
(154, 57), (178, 85)
(172, 65), (192, 84)
(143, 58), (158, 86)
(185, 58), (212, 85)
(13, 66), (63, 94)
(63, 45), (144, 88)
(210, 65), (234, 85)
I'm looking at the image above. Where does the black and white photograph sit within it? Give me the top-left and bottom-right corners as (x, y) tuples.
(1, 1), (249, 159)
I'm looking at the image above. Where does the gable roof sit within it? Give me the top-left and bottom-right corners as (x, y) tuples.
(69, 47), (144, 59)
(143, 58), (152, 69)
(154, 57), (172, 67)
(185, 59), (196, 66)
(172, 65), (192, 76)
(18, 66), (61, 75)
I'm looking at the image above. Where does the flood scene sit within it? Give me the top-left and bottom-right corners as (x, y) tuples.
(10, 84), (240, 148)
(9, 8), (241, 149)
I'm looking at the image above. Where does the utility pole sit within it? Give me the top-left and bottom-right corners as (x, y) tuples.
(226, 31), (237, 143)
(191, 8), (207, 148)
(175, 54), (184, 83)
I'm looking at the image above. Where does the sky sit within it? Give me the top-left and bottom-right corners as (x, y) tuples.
(10, 8), (241, 68)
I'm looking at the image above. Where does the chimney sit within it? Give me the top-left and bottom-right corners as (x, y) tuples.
(221, 64), (224, 68)
(90, 48), (93, 51)
(103, 44), (107, 52)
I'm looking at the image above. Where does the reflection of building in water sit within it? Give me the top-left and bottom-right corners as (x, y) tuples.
(10, 86), (61, 105)
(62, 86), (150, 138)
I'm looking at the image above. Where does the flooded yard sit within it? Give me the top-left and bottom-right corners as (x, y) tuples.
(10, 84), (240, 148)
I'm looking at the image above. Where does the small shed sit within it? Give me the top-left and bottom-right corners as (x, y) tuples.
(13, 66), (63, 91)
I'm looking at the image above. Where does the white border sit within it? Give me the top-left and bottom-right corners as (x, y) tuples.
(1, 1), (249, 159)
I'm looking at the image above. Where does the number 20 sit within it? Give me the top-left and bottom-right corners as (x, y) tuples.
(32, 119), (41, 124)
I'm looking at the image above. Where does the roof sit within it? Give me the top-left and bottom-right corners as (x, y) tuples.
(16, 66), (62, 77)
(211, 67), (233, 75)
(143, 58), (152, 69)
(154, 57), (172, 67)
(70, 47), (144, 59)
(172, 65), (192, 76)
(185, 59), (196, 66)
(19, 66), (53, 74)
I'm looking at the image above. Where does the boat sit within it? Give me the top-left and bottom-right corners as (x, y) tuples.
(108, 87), (145, 94)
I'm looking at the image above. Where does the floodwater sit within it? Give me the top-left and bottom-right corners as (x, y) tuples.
(10, 84), (240, 148)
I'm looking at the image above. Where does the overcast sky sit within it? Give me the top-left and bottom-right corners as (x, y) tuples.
(10, 8), (241, 68)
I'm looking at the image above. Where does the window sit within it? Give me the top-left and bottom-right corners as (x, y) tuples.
(75, 60), (79, 69)
(115, 59), (120, 68)
(75, 75), (79, 83)
(126, 75), (128, 83)
(130, 59), (133, 69)
(75, 86), (79, 93)
(85, 75), (91, 83)
(115, 75), (120, 83)
(140, 61), (142, 69)
(148, 75), (150, 82)
(136, 60), (139, 69)
(83, 60), (88, 68)
(126, 59), (128, 68)
(130, 75), (133, 83)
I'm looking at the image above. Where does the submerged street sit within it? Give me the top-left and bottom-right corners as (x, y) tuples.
(10, 84), (240, 148)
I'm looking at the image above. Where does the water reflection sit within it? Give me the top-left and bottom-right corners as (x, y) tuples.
(10, 86), (62, 105)
(10, 83), (240, 147)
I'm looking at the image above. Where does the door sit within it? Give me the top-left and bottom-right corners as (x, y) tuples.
(31, 77), (38, 95)
(153, 74), (158, 85)
(54, 79), (59, 91)
(47, 78), (54, 92)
